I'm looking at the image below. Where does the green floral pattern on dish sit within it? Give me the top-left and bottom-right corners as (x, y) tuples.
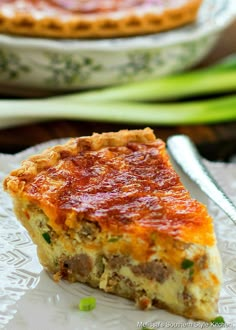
(0, 35), (216, 88)
(0, 49), (30, 79)
(114, 40), (209, 83)
(42, 53), (103, 86)
(116, 52), (154, 80)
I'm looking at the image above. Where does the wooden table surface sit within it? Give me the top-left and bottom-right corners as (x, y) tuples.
(0, 20), (236, 161)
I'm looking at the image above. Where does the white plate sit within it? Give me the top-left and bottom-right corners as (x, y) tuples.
(0, 140), (236, 330)
(0, 0), (235, 90)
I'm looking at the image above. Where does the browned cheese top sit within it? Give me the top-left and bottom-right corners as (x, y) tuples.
(21, 139), (215, 246)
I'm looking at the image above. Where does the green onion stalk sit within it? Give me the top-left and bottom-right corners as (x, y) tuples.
(1, 54), (236, 126)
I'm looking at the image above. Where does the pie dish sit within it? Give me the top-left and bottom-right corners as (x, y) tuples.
(3, 128), (222, 321)
(0, 0), (233, 91)
(0, 0), (203, 38)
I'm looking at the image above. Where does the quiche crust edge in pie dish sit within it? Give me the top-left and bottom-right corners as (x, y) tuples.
(0, 0), (203, 38)
(3, 128), (222, 321)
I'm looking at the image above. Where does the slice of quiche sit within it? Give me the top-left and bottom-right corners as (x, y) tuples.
(3, 128), (222, 321)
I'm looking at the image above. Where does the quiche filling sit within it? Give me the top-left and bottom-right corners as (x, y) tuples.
(50, 0), (149, 13)
(0, 0), (194, 15)
(3, 128), (222, 321)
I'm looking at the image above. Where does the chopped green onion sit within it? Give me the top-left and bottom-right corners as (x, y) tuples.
(181, 259), (194, 270)
(189, 268), (194, 278)
(42, 232), (51, 244)
(108, 236), (121, 242)
(78, 296), (96, 311)
(211, 316), (225, 325)
(141, 327), (152, 330)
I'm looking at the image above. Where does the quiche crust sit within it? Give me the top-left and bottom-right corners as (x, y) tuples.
(0, 0), (203, 38)
(3, 128), (222, 321)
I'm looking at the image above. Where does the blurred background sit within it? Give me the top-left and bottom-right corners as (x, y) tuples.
(0, 0), (235, 161)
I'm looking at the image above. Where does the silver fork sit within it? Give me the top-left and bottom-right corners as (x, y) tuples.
(167, 135), (236, 226)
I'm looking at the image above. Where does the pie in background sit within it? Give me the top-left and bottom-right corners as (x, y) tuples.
(0, 0), (203, 38)
(3, 128), (222, 321)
